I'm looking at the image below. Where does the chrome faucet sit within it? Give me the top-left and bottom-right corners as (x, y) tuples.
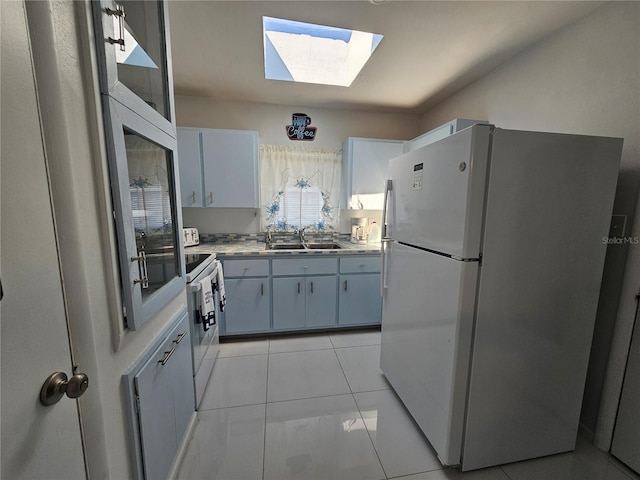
(294, 228), (307, 246)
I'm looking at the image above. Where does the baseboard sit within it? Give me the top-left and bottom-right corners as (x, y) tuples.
(167, 412), (199, 480)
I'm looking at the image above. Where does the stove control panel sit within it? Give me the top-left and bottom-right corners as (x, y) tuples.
(183, 228), (200, 247)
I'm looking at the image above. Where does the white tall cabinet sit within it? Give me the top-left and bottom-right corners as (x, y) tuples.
(406, 118), (486, 152)
(177, 127), (259, 208)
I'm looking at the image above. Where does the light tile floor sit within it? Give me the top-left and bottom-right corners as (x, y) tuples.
(176, 329), (639, 480)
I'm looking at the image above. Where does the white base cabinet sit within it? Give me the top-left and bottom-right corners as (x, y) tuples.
(123, 311), (195, 480)
(220, 259), (271, 335)
(223, 278), (271, 334)
(273, 275), (337, 330)
(338, 256), (382, 326)
(220, 254), (380, 337)
(339, 273), (382, 326)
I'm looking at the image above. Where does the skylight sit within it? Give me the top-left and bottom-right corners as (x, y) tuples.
(263, 17), (383, 87)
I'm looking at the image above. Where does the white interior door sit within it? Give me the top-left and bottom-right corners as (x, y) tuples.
(0, 2), (86, 478)
(611, 305), (640, 474)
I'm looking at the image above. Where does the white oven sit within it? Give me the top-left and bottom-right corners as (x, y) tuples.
(185, 251), (219, 409)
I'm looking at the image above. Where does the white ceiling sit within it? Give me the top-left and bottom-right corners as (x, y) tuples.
(168, 1), (604, 114)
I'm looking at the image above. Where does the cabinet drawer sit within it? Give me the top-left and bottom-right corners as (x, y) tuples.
(273, 257), (337, 276)
(340, 256), (381, 274)
(223, 259), (269, 277)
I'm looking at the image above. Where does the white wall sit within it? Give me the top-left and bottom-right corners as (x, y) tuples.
(176, 97), (420, 234)
(419, 2), (640, 441)
(175, 97), (420, 150)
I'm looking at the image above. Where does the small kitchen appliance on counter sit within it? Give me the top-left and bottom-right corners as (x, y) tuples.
(183, 227), (200, 247)
(350, 218), (368, 244)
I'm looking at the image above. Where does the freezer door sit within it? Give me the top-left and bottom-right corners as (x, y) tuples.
(380, 242), (479, 466)
(386, 125), (491, 259)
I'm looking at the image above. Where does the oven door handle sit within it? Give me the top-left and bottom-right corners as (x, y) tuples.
(188, 265), (218, 293)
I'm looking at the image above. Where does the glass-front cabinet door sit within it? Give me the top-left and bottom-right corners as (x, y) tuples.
(94, 0), (184, 330)
(93, 0), (175, 134)
(104, 99), (184, 330)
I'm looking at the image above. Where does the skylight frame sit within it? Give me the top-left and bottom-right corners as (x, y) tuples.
(262, 16), (384, 87)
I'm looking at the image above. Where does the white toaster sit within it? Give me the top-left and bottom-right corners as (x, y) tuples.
(183, 227), (200, 247)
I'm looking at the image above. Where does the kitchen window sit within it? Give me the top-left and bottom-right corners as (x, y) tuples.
(260, 145), (341, 232)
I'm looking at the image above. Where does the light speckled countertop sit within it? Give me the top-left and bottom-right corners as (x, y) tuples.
(186, 239), (381, 257)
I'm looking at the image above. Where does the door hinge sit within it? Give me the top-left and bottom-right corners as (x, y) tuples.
(135, 395), (141, 412)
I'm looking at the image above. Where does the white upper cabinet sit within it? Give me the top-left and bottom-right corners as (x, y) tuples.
(406, 118), (486, 152)
(201, 129), (259, 208)
(341, 138), (406, 210)
(177, 127), (259, 208)
(177, 128), (203, 207)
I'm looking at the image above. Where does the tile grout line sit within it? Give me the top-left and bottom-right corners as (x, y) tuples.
(333, 342), (390, 480)
(262, 337), (270, 480)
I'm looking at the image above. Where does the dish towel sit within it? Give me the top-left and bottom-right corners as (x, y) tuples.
(215, 261), (226, 312)
(199, 275), (215, 331)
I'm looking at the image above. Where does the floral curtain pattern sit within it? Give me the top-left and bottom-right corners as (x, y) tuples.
(260, 145), (341, 232)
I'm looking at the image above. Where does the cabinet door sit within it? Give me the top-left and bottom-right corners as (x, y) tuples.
(93, 0), (175, 134)
(177, 128), (203, 207)
(345, 139), (405, 209)
(339, 273), (382, 325)
(306, 276), (337, 328)
(224, 278), (270, 333)
(134, 334), (179, 480)
(201, 129), (259, 208)
(104, 99), (185, 330)
(273, 277), (306, 330)
(165, 325), (195, 445)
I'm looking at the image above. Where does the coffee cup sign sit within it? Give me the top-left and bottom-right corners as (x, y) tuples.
(286, 113), (317, 141)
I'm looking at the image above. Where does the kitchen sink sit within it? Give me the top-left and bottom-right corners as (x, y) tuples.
(266, 243), (306, 250)
(304, 243), (342, 249)
(265, 243), (342, 250)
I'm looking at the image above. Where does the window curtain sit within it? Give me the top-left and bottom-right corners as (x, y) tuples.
(260, 145), (342, 232)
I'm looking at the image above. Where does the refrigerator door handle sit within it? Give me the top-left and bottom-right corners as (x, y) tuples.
(381, 179), (393, 297)
(382, 179), (393, 239)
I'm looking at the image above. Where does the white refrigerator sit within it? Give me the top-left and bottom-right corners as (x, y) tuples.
(379, 124), (622, 471)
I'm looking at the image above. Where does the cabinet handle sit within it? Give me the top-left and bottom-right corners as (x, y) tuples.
(174, 331), (187, 344)
(192, 191), (196, 204)
(209, 192), (213, 205)
(158, 347), (176, 366)
(344, 280), (348, 292)
(310, 281), (314, 294)
(106, 5), (126, 52)
(131, 251), (149, 289)
(261, 283), (264, 296)
(297, 282), (300, 294)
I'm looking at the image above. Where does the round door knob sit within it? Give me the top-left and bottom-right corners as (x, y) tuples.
(40, 371), (89, 406)
(66, 373), (89, 399)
